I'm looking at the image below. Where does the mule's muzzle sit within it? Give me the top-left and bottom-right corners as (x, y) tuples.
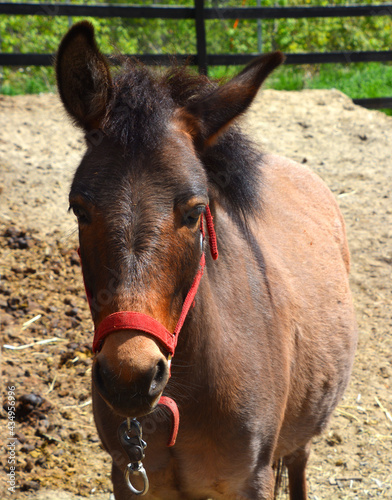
(93, 345), (170, 417)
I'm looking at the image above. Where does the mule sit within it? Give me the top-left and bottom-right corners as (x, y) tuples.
(56, 21), (357, 500)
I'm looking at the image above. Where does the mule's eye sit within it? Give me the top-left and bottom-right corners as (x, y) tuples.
(184, 205), (205, 227)
(70, 204), (90, 224)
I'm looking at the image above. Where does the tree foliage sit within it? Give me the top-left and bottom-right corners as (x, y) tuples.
(1, 0), (392, 95)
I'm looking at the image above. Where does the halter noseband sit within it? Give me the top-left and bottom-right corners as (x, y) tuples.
(79, 205), (218, 447)
(91, 205), (218, 354)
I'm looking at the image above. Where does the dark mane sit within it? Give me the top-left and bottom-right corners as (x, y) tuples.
(103, 59), (263, 224)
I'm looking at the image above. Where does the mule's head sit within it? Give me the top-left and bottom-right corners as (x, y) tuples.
(56, 21), (283, 417)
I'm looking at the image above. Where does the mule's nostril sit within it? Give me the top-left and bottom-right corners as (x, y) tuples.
(93, 350), (169, 416)
(93, 357), (110, 398)
(149, 359), (169, 397)
(156, 359), (166, 382)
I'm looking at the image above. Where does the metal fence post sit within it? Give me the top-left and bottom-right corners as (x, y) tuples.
(257, 0), (262, 53)
(194, 0), (207, 75)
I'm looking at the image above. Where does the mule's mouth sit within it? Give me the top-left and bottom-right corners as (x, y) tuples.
(92, 356), (169, 418)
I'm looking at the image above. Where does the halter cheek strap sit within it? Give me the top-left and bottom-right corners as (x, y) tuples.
(92, 251), (207, 355)
(79, 205), (218, 447)
(90, 205), (217, 355)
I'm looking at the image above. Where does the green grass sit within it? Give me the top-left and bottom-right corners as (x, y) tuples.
(267, 61), (392, 96)
(211, 62), (392, 115)
(1, 62), (392, 115)
(0, 66), (55, 95)
(211, 61), (392, 96)
(267, 62), (392, 115)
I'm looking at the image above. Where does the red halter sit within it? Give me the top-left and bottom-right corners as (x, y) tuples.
(79, 205), (218, 446)
(91, 205), (218, 353)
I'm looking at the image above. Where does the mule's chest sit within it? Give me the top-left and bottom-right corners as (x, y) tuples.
(145, 456), (246, 500)
(142, 426), (262, 500)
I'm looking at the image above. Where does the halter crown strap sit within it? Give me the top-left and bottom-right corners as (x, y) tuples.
(205, 205), (218, 260)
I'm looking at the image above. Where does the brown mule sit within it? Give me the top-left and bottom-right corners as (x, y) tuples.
(56, 21), (357, 500)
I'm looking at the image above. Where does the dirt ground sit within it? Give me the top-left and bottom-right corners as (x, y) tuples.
(0, 89), (391, 500)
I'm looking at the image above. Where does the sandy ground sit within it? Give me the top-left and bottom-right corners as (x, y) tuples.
(0, 89), (391, 499)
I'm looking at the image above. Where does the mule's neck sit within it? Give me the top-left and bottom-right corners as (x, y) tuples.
(169, 205), (273, 410)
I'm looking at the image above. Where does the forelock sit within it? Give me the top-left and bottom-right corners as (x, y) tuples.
(102, 62), (174, 152)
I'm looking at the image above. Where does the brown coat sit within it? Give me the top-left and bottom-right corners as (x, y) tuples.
(56, 21), (357, 500)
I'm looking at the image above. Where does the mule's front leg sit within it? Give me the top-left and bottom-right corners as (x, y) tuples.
(240, 465), (276, 500)
(283, 443), (311, 500)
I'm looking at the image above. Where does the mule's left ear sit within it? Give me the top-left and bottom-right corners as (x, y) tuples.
(56, 21), (112, 130)
(186, 51), (285, 146)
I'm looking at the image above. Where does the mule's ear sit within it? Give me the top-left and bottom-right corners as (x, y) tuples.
(56, 21), (112, 130)
(186, 51), (284, 146)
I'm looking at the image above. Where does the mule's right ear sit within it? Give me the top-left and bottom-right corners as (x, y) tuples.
(56, 21), (112, 130)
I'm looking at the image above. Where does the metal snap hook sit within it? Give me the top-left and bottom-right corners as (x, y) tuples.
(124, 461), (149, 496)
(118, 418), (149, 496)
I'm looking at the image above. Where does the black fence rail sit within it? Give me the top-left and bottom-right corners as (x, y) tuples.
(1, 1), (392, 108)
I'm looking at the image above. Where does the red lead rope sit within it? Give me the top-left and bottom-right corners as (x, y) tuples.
(80, 206), (218, 447)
